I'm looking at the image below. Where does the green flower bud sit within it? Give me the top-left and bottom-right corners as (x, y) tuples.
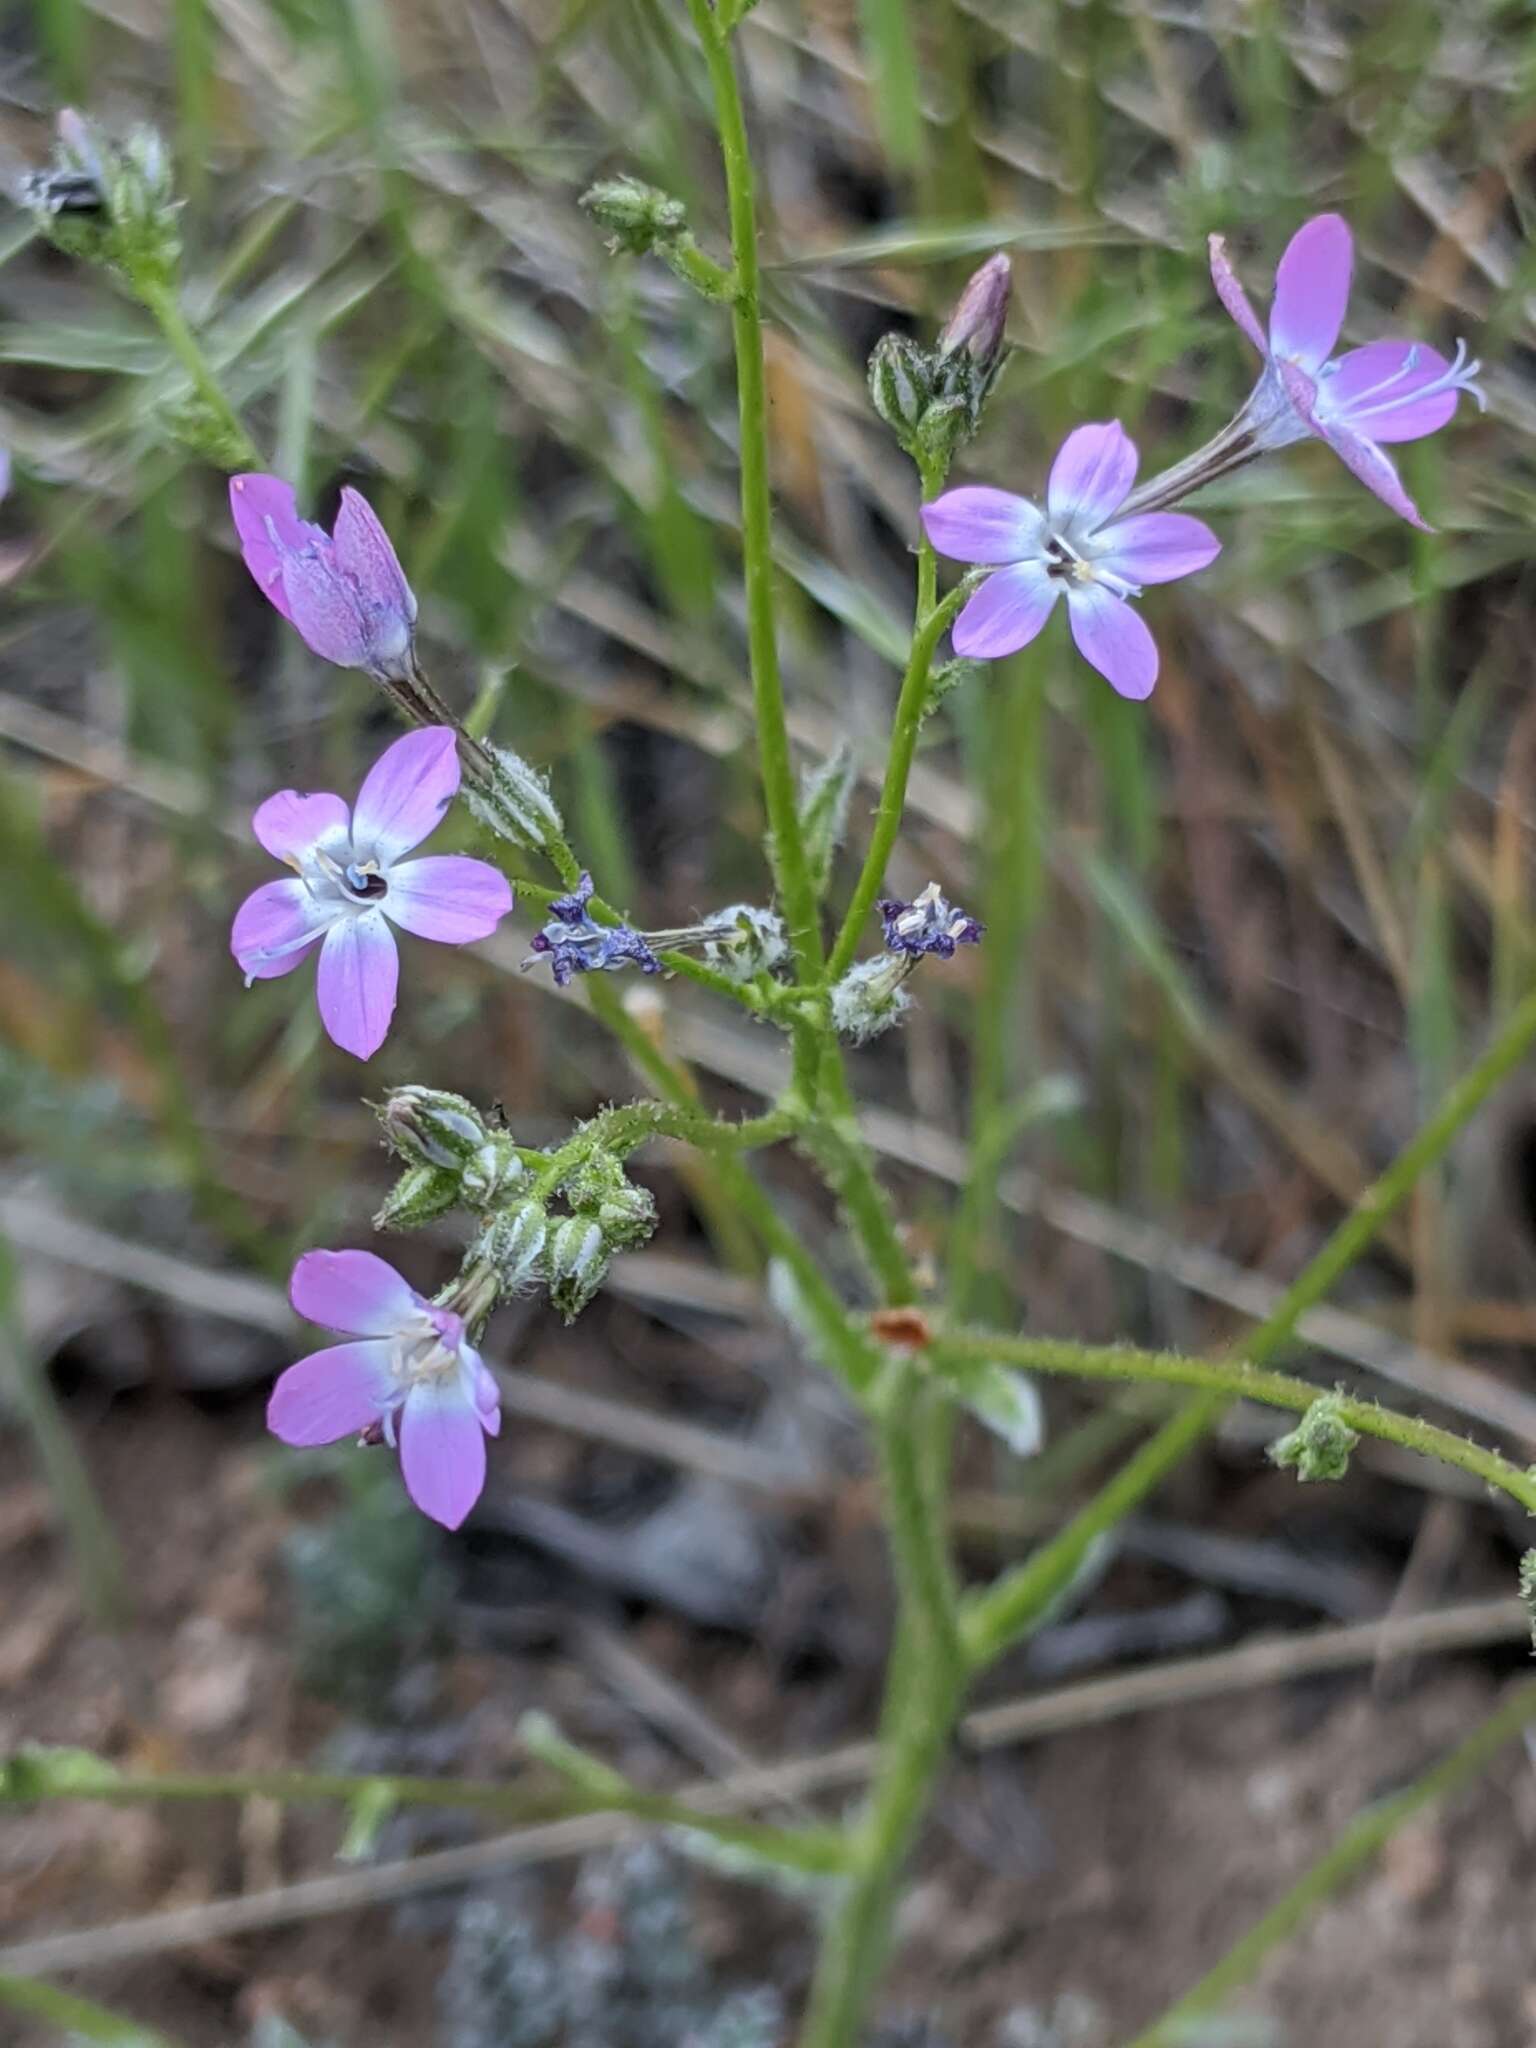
(580, 175), (688, 256)
(559, 1154), (657, 1250)
(479, 1198), (548, 1295)
(377, 1086), (488, 1170)
(459, 1137), (525, 1212)
(464, 744), (566, 861)
(373, 1163), (461, 1233)
(1268, 1394), (1359, 1484)
(545, 1214), (610, 1322)
(25, 110), (180, 294)
(867, 333), (934, 455)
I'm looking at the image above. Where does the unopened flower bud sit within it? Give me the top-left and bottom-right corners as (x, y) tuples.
(580, 176), (688, 255)
(560, 1155), (657, 1249)
(465, 744), (566, 860)
(24, 111), (180, 293)
(378, 1086), (487, 1170)
(545, 1214), (610, 1322)
(867, 334), (934, 454)
(830, 956), (913, 1044)
(479, 1199), (548, 1294)
(937, 253), (1012, 379)
(459, 1138), (524, 1211)
(1268, 1394), (1359, 1483)
(373, 1164), (460, 1232)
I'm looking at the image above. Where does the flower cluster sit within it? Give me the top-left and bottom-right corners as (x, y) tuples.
(878, 883), (984, 959)
(922, 214), (1483, 698)
(832, 884), (983, 1043)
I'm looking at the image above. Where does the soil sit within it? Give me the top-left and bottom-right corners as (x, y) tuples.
(5, 1389), (1536, 2048)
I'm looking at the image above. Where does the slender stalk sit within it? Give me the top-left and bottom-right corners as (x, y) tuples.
(0, 1970), (185, 2046)
(683, 0), (823, 977)
(965, 975), (1536, 1666)
(1121, 1682), (1536, 2047)
(136, 279), (260, 467)
(827, 576), (967, 981)
(0, 1757), (850, 1878)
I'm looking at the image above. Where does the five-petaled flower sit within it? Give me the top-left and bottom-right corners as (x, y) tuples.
(1208, 212), (1485, 531)
(921, 422), (1221, 700)
(268, 1249), (500, 1530)
(231, 726), (513, 1060)
(524, 872), (662, 987)
(879, 883), (984, 958)
(230, 473), (418, 680)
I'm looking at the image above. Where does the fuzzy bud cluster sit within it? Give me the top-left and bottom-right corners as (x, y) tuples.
(869, 255), (1012, 473)
(464, 744), (567, 862)
(1268, 1393), (1359, 1483)
(375, 1088), (524, 1230)
(23, 110), (180, 296)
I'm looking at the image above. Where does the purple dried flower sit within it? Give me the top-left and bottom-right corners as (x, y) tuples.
(922, 421), (1221, 700)
(1206, 213), (1485, 530)
(231, 726), (513, 1060)
(524, 874), (662, 987)
(269, 1249), (500, 1530)
(879, 882), (984, 958)
(229, 473), (419, 680)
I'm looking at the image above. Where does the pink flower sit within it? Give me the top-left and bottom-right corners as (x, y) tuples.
(230, 473), (418, 679)
(270, 1250), (501, 1529)
(231, 726), (513, 1060)
(1208, 213), (1485, 530)
(921, 422), (1220, 700)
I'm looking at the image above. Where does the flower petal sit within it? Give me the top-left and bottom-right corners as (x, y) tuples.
(385, 856), (513, 945)
(351, 727), (461, 865)
(316, 912), (399, 1059)
(1094, 512), (1222, 587)
(1065, 584), (1159, 700)
(231, 878), (331, 983)
(332, 488), (417, 625)
(229, 474), (325, 625)
(921, 487), (1045, 565)
(1278, 358), (1433, 530)
(1207, 233), (1268, 355)
(952, 562), (1058, 660)
(1046, 421), (1138, 531)
(473, 1357), (502, 1437)
(267, 1340), (394, 1445)
(251, 789), (351, 866)
(290, 1247), (420, 1335)
(277, 547), (372, 669)
(1270, 213), (1352, 371)
(399, 1381), (488, 1529)
(1316, 339), (1461, 444)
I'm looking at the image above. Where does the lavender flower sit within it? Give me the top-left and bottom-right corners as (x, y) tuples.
(1203, 213), (1485, 531)
(0, 449), (9, 503)
(230, 473), (419, 681)
(879, 882), (983, 958)
(922, 422), (1220, 700)
(524, 873), (661, 987)
(268, 1249), (501, 1530)
(231, 726), (513, 1060)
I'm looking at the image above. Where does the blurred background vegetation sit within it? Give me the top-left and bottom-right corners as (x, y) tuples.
(5, 0), (1536, 2043)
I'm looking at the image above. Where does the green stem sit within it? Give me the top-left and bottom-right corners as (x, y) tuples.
(827, 576), (966, 981)
(136, 279), (260, 468)
(797, 1379), (965, 2042)
(683, 0), (822, 978)
(0, 1756), (849, 1878)
(964, 976), (1536, 1666)
(1121, 1682), (1536, 2047)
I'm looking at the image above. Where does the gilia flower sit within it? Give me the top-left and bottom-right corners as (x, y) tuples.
(230, 473), (418, 680)
(269, 1249), (500, 1530)
(922, 422), (1220, 700)
(1204, 213), (1485, 531)
(524, 872), (662, 986)
(231, 726), (513, 1060)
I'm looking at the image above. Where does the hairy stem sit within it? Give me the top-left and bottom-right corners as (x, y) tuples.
(964, 975), (1536, 1665)
(684, 0), (823, 976)
(136, 279), (260, 467)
